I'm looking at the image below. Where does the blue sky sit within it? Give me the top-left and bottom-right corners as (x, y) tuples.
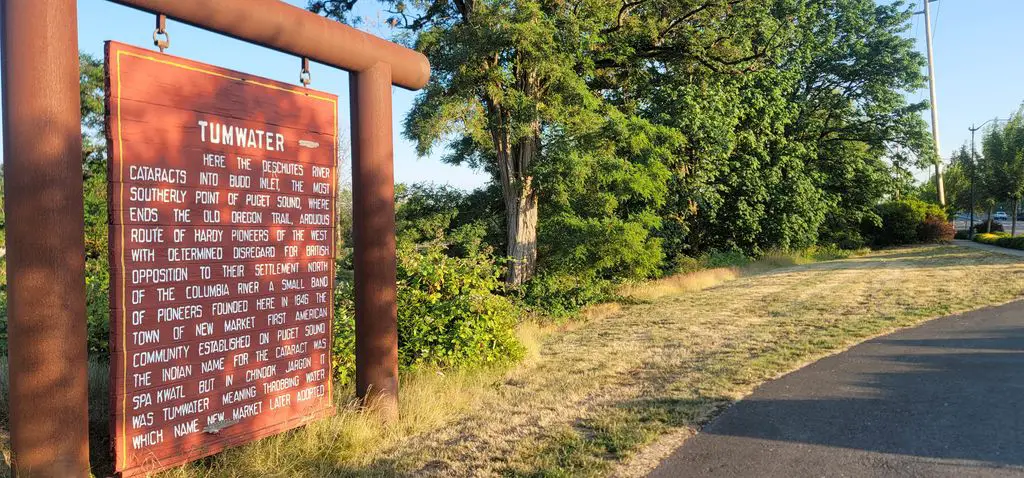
(904, 0), (1024, 179)
(3, 0), (1023, 188)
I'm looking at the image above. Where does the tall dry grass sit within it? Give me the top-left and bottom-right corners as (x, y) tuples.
(619, 267), (740, 301)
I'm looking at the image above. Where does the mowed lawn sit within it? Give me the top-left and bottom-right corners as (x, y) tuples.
(7, 245), (1023, 477)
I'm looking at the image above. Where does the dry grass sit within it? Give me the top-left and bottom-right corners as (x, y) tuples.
(620, 267), (740, 301)
(5, 245), (1023, 477)
(318, 245), (1023, 477)
(614, 268), (737, 300)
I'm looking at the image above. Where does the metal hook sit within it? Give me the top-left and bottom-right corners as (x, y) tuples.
(300, 57), (311, 87)
(153, 14), (170, 52)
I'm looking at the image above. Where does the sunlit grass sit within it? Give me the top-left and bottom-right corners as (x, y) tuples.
(1, 245), (1018, 478)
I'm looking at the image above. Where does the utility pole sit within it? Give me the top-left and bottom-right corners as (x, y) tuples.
(923, 0), (945, 206)
(970, 125), (979, 238)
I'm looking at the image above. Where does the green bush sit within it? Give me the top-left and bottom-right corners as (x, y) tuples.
(973, 232), (1008, 245)
(85, 258), (110, 357)
(521, 272), (615, 318)
(973, 232), (1024, 250)
(870, 199), (950, 246)
(332, 240), (523, 384)
(701, 250), (753, 269)
(332, 279), (357, 383)
(84, 168), (111, 359)
(828, 230), (867, 250)
(395, 241), (523, 368)
(973, 221), (1005, 233)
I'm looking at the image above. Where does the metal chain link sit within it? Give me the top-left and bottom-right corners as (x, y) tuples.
(153, 14), (170, 52)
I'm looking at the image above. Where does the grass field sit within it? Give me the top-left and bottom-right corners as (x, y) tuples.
(5, 244), (1024, 477)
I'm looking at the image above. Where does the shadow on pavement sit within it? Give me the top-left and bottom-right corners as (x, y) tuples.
(649, 304), (1024, 476)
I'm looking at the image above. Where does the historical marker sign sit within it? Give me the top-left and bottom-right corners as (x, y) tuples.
(105, 41), (337, 476)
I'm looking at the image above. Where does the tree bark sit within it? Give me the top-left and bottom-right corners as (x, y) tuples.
(1014, 198), (1019, 237)
(988, 204), (994, 233)
(489, 104), (541, 286)
(505, 177), (538, 286)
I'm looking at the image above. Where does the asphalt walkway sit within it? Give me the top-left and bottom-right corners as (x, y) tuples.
(650, 299), (1024, 477)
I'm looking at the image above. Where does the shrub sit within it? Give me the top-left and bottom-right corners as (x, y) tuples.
(973, 221), (1005, 233)
(85, 258), (110, 357)
(332, 278), (357, 383)
(332, 240), (523, 383)
(395, 241), (523, 368)
(919, 216), (955, 243)
(870, 199), (950, 246)
(829, 230), (867, 250)
(998, 236), (1024, 250)
(701, 250), (753, 268)
(974, 232), (1009, 245)
(667, 255), (704, 275)
(973, 232), (1024, 250)
(521, 272), (615, 318)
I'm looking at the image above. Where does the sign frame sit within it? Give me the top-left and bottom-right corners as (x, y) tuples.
(105, 41), (338, 476)
(1, 0), (427, 474)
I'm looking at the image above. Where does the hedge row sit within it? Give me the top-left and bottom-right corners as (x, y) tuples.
(973, 232), (1024, 250)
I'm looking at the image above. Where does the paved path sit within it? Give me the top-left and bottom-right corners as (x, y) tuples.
(650, 300), (1024, 477)
(953, 239), (1024, 258)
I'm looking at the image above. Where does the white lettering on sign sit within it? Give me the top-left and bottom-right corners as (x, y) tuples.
(162, 398), (210, 421)
(196, 120), (285, 152)
(133, 345), (189, 367)
(129, 165), (187, 184)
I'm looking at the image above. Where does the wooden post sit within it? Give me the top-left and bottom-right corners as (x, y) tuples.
(350, 63), (399, 417)
(1, 0), (92, 474)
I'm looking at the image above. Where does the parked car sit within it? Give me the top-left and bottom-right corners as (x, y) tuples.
(994, 211), (1009, 221)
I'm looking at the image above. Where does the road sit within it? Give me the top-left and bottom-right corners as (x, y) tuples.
(650, 300), (1024, 477)
(956, 216), (1024, 235)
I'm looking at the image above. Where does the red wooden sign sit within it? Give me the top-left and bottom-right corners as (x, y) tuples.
(105, 41), (337, 476)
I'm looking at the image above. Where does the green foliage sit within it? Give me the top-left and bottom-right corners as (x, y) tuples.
(83, 162), (111, 357)
(700, 251), (754, 269)
(80, 52), (106, 167)
(869, 199), (949, 247)
(640, 0), (928, 258)
(395, 240), (523, 368)
(313, 0), (931, 286)
(331, 240), (523, 383)
(331, 278), (357, 383)
(974, 221), (1004, 233)
(970, 107), (1024, 229)
(919, 147), (972, 213)
(973, 232), (1024, 250)
(330, 186), (525, 383)
(537, 113), (681, 281)
(521, 272), (614, 318)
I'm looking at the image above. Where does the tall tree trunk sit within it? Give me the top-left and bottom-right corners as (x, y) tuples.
(1014, 198), (1019, 236)
(490, 106), (541, 286)
(988, 204), (994, 233)
(505, 178), (538, 286)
